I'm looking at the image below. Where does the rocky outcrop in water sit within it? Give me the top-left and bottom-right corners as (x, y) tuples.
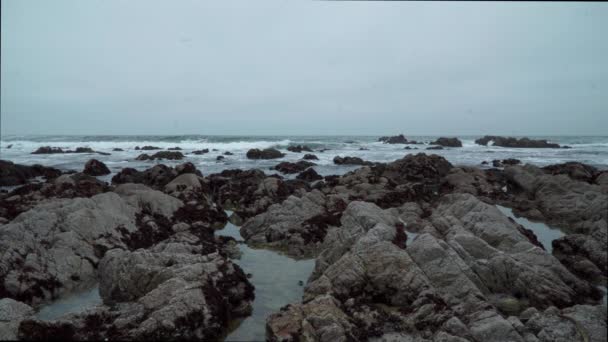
(333, 156), (373, 166)
(82, 159), (110, 176)
(111, 163), (201, 189)
(378, 134), (418, 144)
(287, 145), (313, 153)
(273, 161), (316, 174)
(302, 154), (318, 160)
(0, 160), (62, 187)
(246, 148), (285, 159)
(134, 145), (161, 150)
(192, 149), (209, 155)
(431, 137), (463, 147)
(135, 151), (184, 160)
(475, 136), (561, 148)
(297, 168), (323, 182)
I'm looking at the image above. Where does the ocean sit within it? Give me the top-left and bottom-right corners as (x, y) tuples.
(1, 135), (607, 183)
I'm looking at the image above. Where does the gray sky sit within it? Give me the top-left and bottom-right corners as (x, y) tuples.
(2, 0), (607, 136)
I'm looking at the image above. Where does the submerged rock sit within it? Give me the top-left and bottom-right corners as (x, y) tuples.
(135, 145), (161, 151)
(302, 154), (319, 160)
(192, 149), (209, 155)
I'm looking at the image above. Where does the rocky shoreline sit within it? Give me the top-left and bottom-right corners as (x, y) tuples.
(0, 150), (606, 341)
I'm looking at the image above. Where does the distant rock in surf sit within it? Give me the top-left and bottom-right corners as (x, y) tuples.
(475, 136), (560, 148)
(135, 151), (184, 161)
(333, 156), (373, 166)
(302, 154), (318, 160)
(430, 137), (462, 147)
(246, 148), (285, 159)
(287, 145), (313, 153)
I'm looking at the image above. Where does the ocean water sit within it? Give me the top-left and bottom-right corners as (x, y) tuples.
(1, 135), (607, 180)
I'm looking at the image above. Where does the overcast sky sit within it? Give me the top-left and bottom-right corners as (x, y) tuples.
(1, 1), (607, 136)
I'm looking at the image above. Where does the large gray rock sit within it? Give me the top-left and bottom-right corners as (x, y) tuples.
(0, 185), (183, 306)
(268, 193), (604, 342)
(0, 298), (33, 340)
(18, 246), (254, 341)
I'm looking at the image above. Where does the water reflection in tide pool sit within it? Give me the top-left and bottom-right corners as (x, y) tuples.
(35, 286), (102, 321)
(220, 211), (315, 341)
(496, 205), (565, 253)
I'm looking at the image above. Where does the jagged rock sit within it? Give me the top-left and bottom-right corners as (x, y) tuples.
(18, 247), (254, 341)
(542, 162), (600, 183)
(207, 169), (309, 219)
(274, 161), (316, 174)
(0, 186), (183, 306)
(475, 136), (560, 148)
(426, 146), (444, 150)
(431, 137), (462, 147)
(0, 160), (62, 186)
(297, 168), (323, 182)
(333, 156), (373, 166)
(112, 163), (201, 189)
(246, 148), (285, 159)
(240, 190), (337, 257)
(83, 159), (110, 176)
(492, 159), (521, 168)
(167, 147), (182, 150)
(552, 234), (607, 284)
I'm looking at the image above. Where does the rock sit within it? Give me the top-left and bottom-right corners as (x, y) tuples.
(207, 169), (309, 219)
(217, 156), (225, 161)
(19, 247), (254, 341)
(269, 192), (604, 341)
(240, 190), (338, 257)
(224, 151), (233, 155)
(192, 149), (209, 155)
(135, 151), (184, 160)
(31, 146), (64, 154)
(287, 145), (313, 153)
(525, 304), (607, 342)
(431, 137), (463, 147)
(492, 159), (521, 168)
(359, 147), (369, 151)
(112, 148), (124, 151)
(274, 161), (316, 174)
(379, 134), (410, 144)
(246, 148), (285, 159)
(0, 298), (34, 340)
(552, 234), (607, 284)
(0, 160), (62, 186)
(135, 145), (161, 150)
(475, 136), (560, 148)
(0, 187), (183, 306)
(6, 144), (12, 149)
(83, 159), (111, 176)
(297, 168), (323, 182)
(167, 147), (182, 150)
(303, 154), (319, 160)
(333, 156), (373, 166)
(70, 147), (95, 153)
(542, 162), (600, 183)
(426, 146), (444, 150)
(175, 162), (199, 175)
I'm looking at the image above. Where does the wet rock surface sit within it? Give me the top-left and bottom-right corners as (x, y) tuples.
(287, 145), (313, 153)
(135, 151), (185, 160)
(333, 156), (374, 166)
(274, 161), (316, 174)
(2, 155), (607, 341)
(0, 160), (62, 187)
